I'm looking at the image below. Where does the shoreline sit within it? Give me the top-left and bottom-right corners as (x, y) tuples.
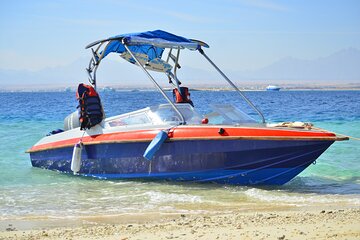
(1, 207), (360, 240)
(1, 88), (360, 93)
(1, 84), (360, 92)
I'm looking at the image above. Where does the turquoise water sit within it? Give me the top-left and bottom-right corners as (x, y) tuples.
(0, 90), (359, 221)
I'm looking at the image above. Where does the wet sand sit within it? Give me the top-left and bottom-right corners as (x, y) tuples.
(1, 208), (359, 240)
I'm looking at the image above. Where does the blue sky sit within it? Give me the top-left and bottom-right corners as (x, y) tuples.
(1, 0), (359, 72)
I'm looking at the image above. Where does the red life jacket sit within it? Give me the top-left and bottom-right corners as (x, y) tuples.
(172, 87), (194, 107)
(76, 83), (104, 130)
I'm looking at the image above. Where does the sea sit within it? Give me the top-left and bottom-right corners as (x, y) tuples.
(0, 90), (359, 223)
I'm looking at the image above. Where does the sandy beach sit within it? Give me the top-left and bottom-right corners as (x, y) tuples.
(1, 208), (359, 240)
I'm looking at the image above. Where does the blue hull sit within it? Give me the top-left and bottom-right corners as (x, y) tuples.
(30, 139), (333, 185)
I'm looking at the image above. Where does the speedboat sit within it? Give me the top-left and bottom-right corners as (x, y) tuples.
(27, 30), (348, 185)
(266, 85), (281, 91)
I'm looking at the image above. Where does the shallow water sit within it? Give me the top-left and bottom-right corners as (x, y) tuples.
(0, 90), (359, 220)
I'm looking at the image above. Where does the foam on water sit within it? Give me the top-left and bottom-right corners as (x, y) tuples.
(143, 191), (203, 204)
(243, 188), (360, 206)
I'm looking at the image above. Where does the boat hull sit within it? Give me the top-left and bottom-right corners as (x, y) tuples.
(30, 139), (334, 185)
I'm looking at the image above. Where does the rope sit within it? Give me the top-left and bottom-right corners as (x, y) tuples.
(79, 130), (86, 143)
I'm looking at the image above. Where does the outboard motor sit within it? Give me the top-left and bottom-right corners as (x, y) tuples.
(64, 111), (80, 131)
(172, 87), (194, 107)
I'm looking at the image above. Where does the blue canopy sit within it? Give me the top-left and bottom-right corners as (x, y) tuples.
(87, 30), (209, 63)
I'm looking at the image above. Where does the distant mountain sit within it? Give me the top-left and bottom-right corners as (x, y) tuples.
(240, 48), (360, 82)
(1, 48), (359, 90)
(0, 58), (88, 89)
(0, 57), (150, 89)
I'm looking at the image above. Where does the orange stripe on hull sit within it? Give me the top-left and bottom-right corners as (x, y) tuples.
(28, 126), (336, 153)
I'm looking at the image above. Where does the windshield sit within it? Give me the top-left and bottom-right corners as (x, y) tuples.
(106, 103), (256, 127)
(205, 104), (256, 125)
(148, 104), (202, 124)
(106, 103), (202, 127)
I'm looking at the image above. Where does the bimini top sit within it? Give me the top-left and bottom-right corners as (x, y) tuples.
(86, 30), (209, 63)
(85, 30), (265, 124)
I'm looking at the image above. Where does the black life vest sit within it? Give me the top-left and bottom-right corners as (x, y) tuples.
(76, 83), (104, 130)
(172, 87), (194, 107)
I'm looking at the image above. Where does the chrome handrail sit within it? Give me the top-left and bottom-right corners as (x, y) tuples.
(123, 42), (186, 125)
(198, 48), (265, 123)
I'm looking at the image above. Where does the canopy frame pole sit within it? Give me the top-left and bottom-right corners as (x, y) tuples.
(166, 48), (172, 63)
(86, 42), (108, 89)
(170, 48), (182, 91)
(165, 48), (182, 91)
(173, 48), (181, 83)
(123, 42), (186, 125)
(198, 48), (266, 123)
(86, 53), (97, 87)
(167, 72), (180, 89)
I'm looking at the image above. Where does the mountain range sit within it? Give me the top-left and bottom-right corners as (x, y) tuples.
(239, 48), (360, 82)
(1, 48), (359, 90)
